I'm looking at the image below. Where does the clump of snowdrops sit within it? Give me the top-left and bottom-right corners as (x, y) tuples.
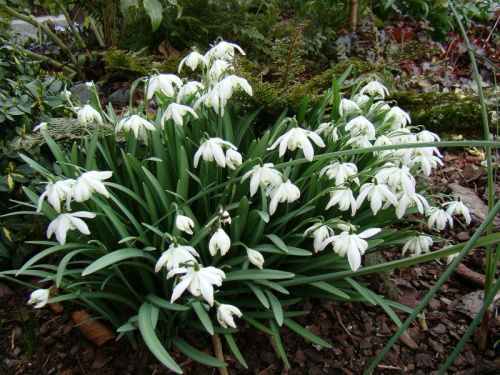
(10, 41), (470, 372)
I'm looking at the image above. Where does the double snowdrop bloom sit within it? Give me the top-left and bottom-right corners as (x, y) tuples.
(375, 163), (416, 197)
(246, 248), (265, 269)
(217, 304), (243, 329)
(315, 122), (339, 142)
(178, 51), (209, 72)
(402, 235), (433, 257)
(225, 149), (243, 170)
(394, 192), (429, 219)
(326, 188), (357, 216)
(33, 122), (48, 132)
(266, 179), (300, 215)
(360, 81), (389, 99)
(207, 59), (233, 84)
(219, 209), (231, 225)
(346, 134), (374, 149)
(116, 115), (156, 139)
(209, 228), (231, 256)
(146, 74), (183, 99)
(417, 130), (441, 143)
(426, 206), (453, 231)
(155, 243), (199, 271)
(177, 81), (204, 103)
(193, 137), (238, 168)
(47, 211), (96, 245)
(194, 87), (227, 114)
(345, 116), (376, 139)
(339, 98), (360, 116)
(384, 107), (411, 129)
(442, 201), (471, 225)
(304, 224), (334, 252)
(28, 289), (50, 308)
(176, 215), (195, 235)
(242, 163), (283, 196)
(37, 179), (76, 212)
(320, 161), (359, 186)
(205, 41), (245, 61)
(352, 93), (370, 106)
(168, 265), (226, 306)
(77, 105), (103, 126)
(268, 127), (325, 162)
(356, 181), (399, 215)
(73, 171), (113, 202)
(161, 103), (198, 127)
(409, 148), (444, 176)
(217, 75), (253, 99)
(320, 226), (381, 271)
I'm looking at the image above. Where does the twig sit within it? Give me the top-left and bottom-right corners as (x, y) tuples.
(486, 16), (500, 43)
(41, 348), (54, 369)
(280, 21), (309, 90)
(377, 364), (405, 371)
(77, 353), (87, 375)
(21, 49), (77, 77)
(212, 334), (228, 375)
(87, 15), (105, 48)
(52, 0), (90, 59)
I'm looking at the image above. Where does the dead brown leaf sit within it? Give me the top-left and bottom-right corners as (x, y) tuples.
(72, 311), (117, 350)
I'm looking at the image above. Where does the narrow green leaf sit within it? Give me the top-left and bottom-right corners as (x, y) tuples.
(171, 337), (227, 367)
(244, 281), (269, 308)
(145, 294), (189, 311)
(265, 290), (283, 326)
(192, 301), (214, 335)
(265, 234), (288, 253)
(269, 320), (290, 368)
(224, 334), (248, 369)
(82, 248), (156, 276)
(283, 318), (332, 348)
(225, 269), (294, 281)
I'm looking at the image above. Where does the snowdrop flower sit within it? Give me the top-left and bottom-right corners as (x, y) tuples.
(375, 163), (416, 197)
(209, 228), (231, 256)
(193, 137), (238, 168)
(315, 122), (338, 140)
(217, 304), (242, 328)
(28, 289), (50, 308)
(394, 192), (429, 219)
(346, 134), (373, 148)
(37, 179), (76, 212)
(339, 98), (360, 116)
(194, 87), (227, 115)
(402, 235), (433, 257)
(388, 128), (416, 144)
(360, 81), (389, 99)
(225, 149), (243, 170)
(345, 116), (376, 139)
(206, 41), (245, 61)
(77, 105), (103, 126)
(356, 181), (399, 215)
(168, 265), (225, 306)
(304, 224), (334, 252)
(384, 106), (411, 129)
(207, 59), (233, 84)
(177, 81), (205, 103)
(247, 248), (265, 269)
(447, 253), (459, 265)
(155, 243), (199, 271)
(161, 103), (199, 127)
(417, 130), (441, 143)
(85, 81), (94, 89)
(409, 149), (443, 176)
(73, 171), (113, 202)
(352, 93), (370, 106)
(33, 122), (48, 132)
(176, 215), (195, 235)
(219, 209), (231, 225)
(321, 227), (381, 271)
(373, 135), (394, 157)
(217, 75), (253, 99)
(178, 51), (209, 72)
(47, 211), (96, 245)
(268, 127), (325, 161)
(326, 188), (357, 216)
(266, 179), (301, 215)
(61, 89), (72, 101)
(426, 207), (453, 231)
(116, 115), (156, 139)
(442, 201), (471, 225)
(320, 161), (359, 186)
(241, 163), (283, 196)
(146, 74), (183, 99)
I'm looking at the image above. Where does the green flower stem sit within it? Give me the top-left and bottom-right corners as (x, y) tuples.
(19, 49), (77, 76)
(87, 15), (105, 48)
(52, 0), (90, 58)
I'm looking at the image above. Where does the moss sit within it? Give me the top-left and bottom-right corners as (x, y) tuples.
(101, 48), (181, 75)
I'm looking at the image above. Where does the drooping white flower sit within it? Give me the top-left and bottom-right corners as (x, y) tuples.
(217, 75), (253, 99)
(346, 134), (373, 148)
(193, 87), (227, 115)
(447, 253), (458, 265)
(394, 192), (429, 219)
(241, 163), (283, 196)
(442, 201), (471, 225)
(267, 127), (325, 161)
(37, 179), (76, 212)
(225, 149), (243, 170)
(193, 137), (238, 168)
(28, 289), (50, 308)
(266, 179), (300, 215)
(146, 74), (183, 99)
(168, 265), (226, 306)
(320, 228), (381, 271)
(116, 115), (156, 139)
(77, 105), (103, 126)
(315, 123), (339, 142)
(426, 207), (453, 231)
(217, 303), (243, 328)
(33, 122), (48, 132)
(339, 98), (360, 116)
(409, 148), (444, 176)
(177, 81), (205, 103)
(356, 182), (399, 215)
(161, 103), (199, 127)
(352, 93), (370, 106)
(304, 224), (334, 252)
(209, 228), (231, 256)
(73, 171), (113, 202)
(205, 41), (245, 61)
(326, 188), (357, 216)
(375, 163), (416, 197)
(61, 89), (72, 101)
(345, 116), (376, 139)
(320, 161), (359, 186)
(178, 51), (209, 72)
(47, 211), (96, 245)
(373, 135), (394, 157)
(247, 248), (265, 269)
(176, 215), (195, 235)
(402, 235), (433, 257)
(155, 243), (199, 271)
(85, 81), (94, 89)
(360, 81), (389, 99)
(207, 59), (233, 84)
(384, 106), (411, 128)
(417, 130), (441, 143)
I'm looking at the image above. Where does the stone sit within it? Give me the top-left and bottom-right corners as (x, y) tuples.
(108, 88), (131, 104)
(10, 15), (68, 43)
(70, 83), (99, 104)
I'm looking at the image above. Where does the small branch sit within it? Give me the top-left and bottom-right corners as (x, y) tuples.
(22, 49), (77, 77)
(53, 0), (90, 59)
(211, 334), (228, 375)
(280, 21), (309, 90)
(454, 263), (490, 288)
(88, 16), (105, 48)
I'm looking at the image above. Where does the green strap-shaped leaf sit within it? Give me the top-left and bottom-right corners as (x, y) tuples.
(225, 269), (294, 281)
(82, 248), (156, 276)
(269, 320), (290, 368)
(283, 318), (332, 348)
(265, 290), (283, 326)
(171, 336), (227, 367)
(192, 301), (214, 335)
(265, 234), (288, 253)
(224, 334), (248, 369)
(145, 294), (189, 311)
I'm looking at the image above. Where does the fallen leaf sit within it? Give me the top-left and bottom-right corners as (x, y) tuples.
(72, 311), (117, 350)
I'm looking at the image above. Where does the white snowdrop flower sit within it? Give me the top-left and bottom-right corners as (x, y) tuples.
(356, 182), (399, 215)
(219, 209), (231, 225)
(417, 130), (441, 143)
(209, 228), (231, 256)
(373, 135), (394, 157)
(176, 215), (195, 235)
(85, 81), (94, 88)
(61, 89), (72, 100)
(194, 87), (228, 115)
(352, 93), (370, 107)
(315, 122), (339, 142)
(116, 115), (156, 139)
(177, 81), (205, 103)
(426, 207), (453, 231)
(161, 103), (199, 127)
(241, 163), (283, 196)
(345, 134), (373, 149)
(375, 163), (416, 198)
(384, 106), (411, 129)
(155, 243), (199, 271)
(33, 122), (48, 132)
(28, 289), (50, 308)
(402, 235), (433, 257)
(77, 105), (103, 126)
(207, 59), (234, 84)
(47, 211), (96, 245)
(339, 98), (360, 116)
(225, 149), (243, 170)
(326, 188), (357, 216)
(246, 248), (265, 269)
(360, 81), (389, 99)
(146, 74), (183, 99)
(447, 253), (459, 265)
(393, 192), (429, 219)
(168, 265), (225, 306)
(442, 201), (471, 225)
(409, 148), (444, 176)
(266, 179), (300, 215)
(320, 161), (359, 186)
(304, 224), (334, 253)
(217, 304), (243, 328)
(73, 171), (113, 202)
(320, 228), (381, 271)
(205, 41), (245, 61)
(178, 51), (209, 72)
(193, 137), (238, 168)
(267, 127), (325, 161)
(345, 116), (376, 139)
(37, 179), (76, 213)
(217, 75), (253, 99)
